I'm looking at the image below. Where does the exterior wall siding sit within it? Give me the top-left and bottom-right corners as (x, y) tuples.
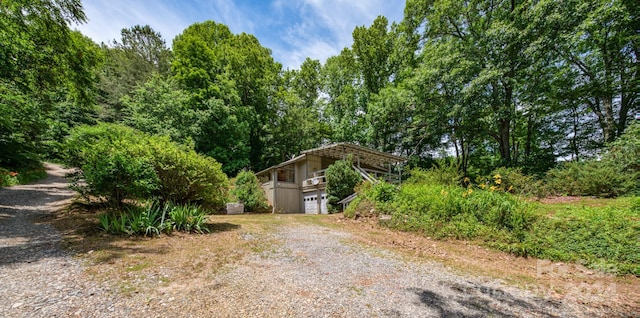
(274, 182), (300, 213)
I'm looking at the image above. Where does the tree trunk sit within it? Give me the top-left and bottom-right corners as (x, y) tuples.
(498, 118), (511, 165)
(499, 83), (513, 166)
(602, 96), (617, 143)
(524, 113), (533, 164)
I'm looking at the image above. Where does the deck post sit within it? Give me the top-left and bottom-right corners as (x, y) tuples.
(317, 185), (321, 214)
(272, 169), (277, 213)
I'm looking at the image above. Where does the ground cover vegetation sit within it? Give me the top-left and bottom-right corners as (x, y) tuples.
(345, 159), (639, 275)
(0, 0), (637, 261)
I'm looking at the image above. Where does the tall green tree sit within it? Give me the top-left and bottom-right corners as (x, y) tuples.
(172, 21), (281, 173)
(263, 60), (328, 166)
(97, 25), (172, 121)
(0, 0), (92, 167)
(533, 0), (638, 143)
(352, 16), (394, 96)
(321, 48), (368, 144)
(400, 0), (540, 169)
(122, 74), (197, 142)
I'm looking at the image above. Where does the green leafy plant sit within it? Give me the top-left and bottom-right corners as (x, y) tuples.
(0, 164), (47, 187)
(0, 168), (19, 187)
(63, 124), (229, 207)
(325, 158), (362, 212)
(389, 183), (535, 242)
(169, 204), (209, 234)
(405, 162), (461, 187)
(545, 160), (636, 198)
(230, 170), (268, 212)
(544, 122), (639, 198)
(522, 200), (639, 275)
(98, 212), (133, 235)
(97, 201), (210, 236)
(369, 181), (398, 203)
(478, 167), (543, 197)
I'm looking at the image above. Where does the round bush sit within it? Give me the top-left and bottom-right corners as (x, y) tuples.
(63, 123), (229, 208)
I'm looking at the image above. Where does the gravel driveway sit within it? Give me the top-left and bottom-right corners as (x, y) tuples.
(0, 164), (620, 317)
(209, 226), (587, 317)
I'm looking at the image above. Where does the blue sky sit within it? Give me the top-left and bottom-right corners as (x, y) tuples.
(74, 0), (405, 69)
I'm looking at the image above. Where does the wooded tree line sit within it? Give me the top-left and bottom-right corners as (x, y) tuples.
(1, 0), (637, 178)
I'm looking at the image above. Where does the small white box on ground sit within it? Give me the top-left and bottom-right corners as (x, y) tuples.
(226, 203), (244, 214)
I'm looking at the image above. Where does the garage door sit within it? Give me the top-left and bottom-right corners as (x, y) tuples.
(303, 194), (318, 214)
(303, 192), (328, 214)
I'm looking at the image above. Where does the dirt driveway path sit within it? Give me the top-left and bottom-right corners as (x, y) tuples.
(0, 164), (629, 317)
(0, 163), (124, 317)
(206, 224), (575, 317)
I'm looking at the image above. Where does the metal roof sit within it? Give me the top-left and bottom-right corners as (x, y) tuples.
(255, 154), (306, 176)
(301, 143), (406, 167)
(255, 143), (406, 177)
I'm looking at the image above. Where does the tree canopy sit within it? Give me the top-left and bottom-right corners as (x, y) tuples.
(2, 0), (637, 180)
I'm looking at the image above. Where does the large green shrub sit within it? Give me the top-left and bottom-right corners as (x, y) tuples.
(146, 136), (228, 208)
(230, 170), (267, 212)
(63, 123), (228, 207)
(344, 181), (398, 218)
(478, 167), (543, 197)
(545, 160), (636, 198)
(325, 159), (362, 211)
(544, 122), (639, 198)
(67, 126), (159, 206)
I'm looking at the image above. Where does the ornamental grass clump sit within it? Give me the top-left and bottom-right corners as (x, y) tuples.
(98, 201), (210, 236)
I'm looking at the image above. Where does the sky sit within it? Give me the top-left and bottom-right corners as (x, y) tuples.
(74, 0), (406, 70)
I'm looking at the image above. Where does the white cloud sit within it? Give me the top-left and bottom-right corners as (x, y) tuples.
(270, 0), (404, 68)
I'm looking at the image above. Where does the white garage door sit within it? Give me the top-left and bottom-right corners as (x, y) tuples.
(303, 192), (328, 214)
(303, 194), (318, 214)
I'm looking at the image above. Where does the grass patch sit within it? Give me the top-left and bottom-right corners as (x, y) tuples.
(126, 262), (150, 272)
(521, 197), (639, 275)
(348, 178), (639, 275)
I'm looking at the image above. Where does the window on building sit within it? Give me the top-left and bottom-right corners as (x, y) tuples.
(277, 164), (295, 183)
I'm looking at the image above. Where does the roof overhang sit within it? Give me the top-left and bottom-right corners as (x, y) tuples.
(255, 154), (306, 177)
(255, 143), (407, 177)
(301, 143), (406, 168)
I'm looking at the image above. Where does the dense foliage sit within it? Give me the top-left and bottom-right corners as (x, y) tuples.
(230, 170), (268, 212)
(347, 171), (638, 275)
(325, 159), (362, 211)
(1, 0), (636, 273)
(545, 122), (640, 197)
(63, 124), (228, 208)
(0, 0), (98, 170)
(2, 0), (637, 184)
(528, 199), (639, 275)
